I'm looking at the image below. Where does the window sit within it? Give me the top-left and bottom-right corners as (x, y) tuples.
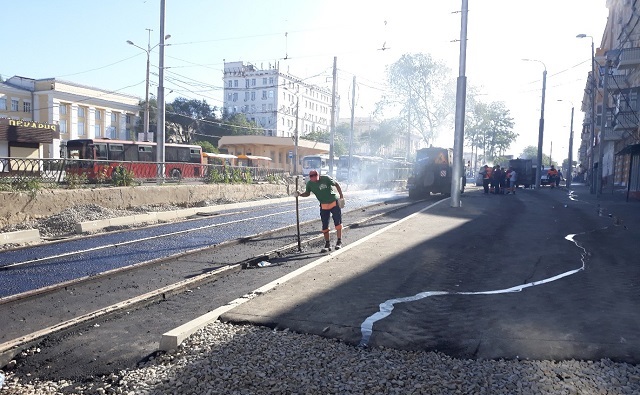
(11, 99), (19, 111)
(245, 92), (250, 101)
(245, 79), (250, 88)
(233, 80), (238, 87)
(95, 110), (102, 120)
(251, 78), (256, 86)
(262, 91), (267, 99)
(95, 124), (101, 136)
(268, 104), (273, 111)
(228, 80), (232, 88)
(23, 101), (31, 113)
(269, 77), (274, 85)
(59, 103), (68, 115)
(232, 92), (238, 102)
(126, 114), (131, 124)
(0, 98), (6, 110)
(251, 91), (256, 100)
(251, 105), (256, 113)
(78, 121), (86, 136)
(262, 104), (266, 111)
(59, 120), (68, 134)
(78, 107), (85, 117)
(227, 93), (232, 101)
(111, 112), (117, 123)
(263, 78), (267, 85)
(269, 90), (274, 98)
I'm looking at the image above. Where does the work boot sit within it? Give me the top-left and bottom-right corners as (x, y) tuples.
(335, 239), (343, 250)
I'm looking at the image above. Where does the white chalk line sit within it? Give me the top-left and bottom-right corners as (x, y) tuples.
(358, 233), (588, 347)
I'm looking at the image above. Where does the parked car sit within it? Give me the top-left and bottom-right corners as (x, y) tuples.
(475, 173), (483, 186)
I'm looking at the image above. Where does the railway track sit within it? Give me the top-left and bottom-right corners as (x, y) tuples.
(0, 194), (441, 370)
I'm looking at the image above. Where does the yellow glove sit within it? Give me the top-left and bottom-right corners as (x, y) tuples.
(292, 191), (301, 197)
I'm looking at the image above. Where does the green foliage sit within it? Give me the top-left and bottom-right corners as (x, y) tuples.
(266, 173), (281, 184)
(519, 145), (553, 167)
(9, 176), (41, 198)
(377, 53), (456, 145)
(111, 166), (136, 187)
(64, 172), (88, 189)
(223, 113), (264, 136)
(194, 141), (218, 153)
(95, 166), (109, 184)
(466, 101), (517, 163)
(206, 166), (253, 184)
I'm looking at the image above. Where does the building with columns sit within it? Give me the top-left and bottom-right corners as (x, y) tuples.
(1, 76), (139, 159)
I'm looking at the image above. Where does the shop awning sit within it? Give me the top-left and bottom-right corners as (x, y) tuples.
(237, 154), (272, 161)
(616, 144), (640, 156)
(204, 153), (238, 159)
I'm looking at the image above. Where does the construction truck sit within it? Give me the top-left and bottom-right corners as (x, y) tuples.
(508, 158), (535, 188)
(407, 147), (463, 198)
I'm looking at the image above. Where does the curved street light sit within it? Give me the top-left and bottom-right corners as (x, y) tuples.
(127, 31), (171, 142)
(522, 58), (547, 189)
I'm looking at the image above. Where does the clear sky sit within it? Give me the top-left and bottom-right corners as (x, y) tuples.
(2, 0), (608, 161)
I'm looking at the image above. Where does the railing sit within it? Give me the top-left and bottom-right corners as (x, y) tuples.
(617, 47), (640, 69)
(0, 157), (288, 187)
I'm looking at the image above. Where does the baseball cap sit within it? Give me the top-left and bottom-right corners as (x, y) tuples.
(309, 170), (319, 178)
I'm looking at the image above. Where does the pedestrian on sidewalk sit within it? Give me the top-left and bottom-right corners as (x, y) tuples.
(293, 169), (345, 252)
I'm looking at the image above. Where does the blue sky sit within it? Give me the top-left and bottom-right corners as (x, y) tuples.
(2, 0), (608, 159)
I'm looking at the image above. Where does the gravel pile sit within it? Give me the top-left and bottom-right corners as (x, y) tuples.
(2, 321), (640, 394)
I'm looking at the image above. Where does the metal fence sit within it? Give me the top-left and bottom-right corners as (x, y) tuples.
(0, 157), (288, 187)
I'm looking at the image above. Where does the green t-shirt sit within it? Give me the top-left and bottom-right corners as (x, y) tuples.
(305, 175), (339, 204)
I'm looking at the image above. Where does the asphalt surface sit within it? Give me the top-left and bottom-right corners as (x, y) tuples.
(1, 194), (430, 381)
(221, 183), (640, 362)
(3, 183), (640, 384)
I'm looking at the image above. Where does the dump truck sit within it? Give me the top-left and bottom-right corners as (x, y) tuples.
(407, 147), (463, 198)
(508, 158), (535, 188)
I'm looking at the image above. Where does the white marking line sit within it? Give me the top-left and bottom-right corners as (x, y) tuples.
(358, 233), (588, 347)
(2, 207), (314, 269)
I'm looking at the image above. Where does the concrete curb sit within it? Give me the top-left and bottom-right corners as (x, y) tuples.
(75, 196), (295, 234)
(0, 229), (41, 245)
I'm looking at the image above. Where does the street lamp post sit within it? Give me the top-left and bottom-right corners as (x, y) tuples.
(558, 100), (575, 189)
(127, 30), (171, 142)
(577, 34), (596, 193)
(523, 58), (547, 189)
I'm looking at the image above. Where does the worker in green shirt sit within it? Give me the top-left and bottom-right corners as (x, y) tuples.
(294, 169), (345, 252)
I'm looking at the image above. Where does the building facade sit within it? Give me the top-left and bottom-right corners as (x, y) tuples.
(578, 0), (640, 198)
(1, 76), (140, 159)
(222, 61), (335, 139)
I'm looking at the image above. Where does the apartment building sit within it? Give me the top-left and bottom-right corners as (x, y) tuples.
(578, 0), (640, 198)
(222, 61), (335, 138)
(1, 76), (140, 159)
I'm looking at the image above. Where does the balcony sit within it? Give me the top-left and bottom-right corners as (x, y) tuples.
(606, 74), (629, 92)
(617, 47), (640, 70)
(613, 110), (639, 132)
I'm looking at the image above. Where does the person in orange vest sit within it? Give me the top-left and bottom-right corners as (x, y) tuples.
(547, 165), (559, 189)
(479, 165), (492, 194)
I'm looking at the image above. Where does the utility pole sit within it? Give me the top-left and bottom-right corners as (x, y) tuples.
(156, 0), (166, 183)
(329, 56), (337, 176)
(450, 0), (468, 207)
(143, 28), (152, 142)
(567, 105), (574, 189)
(348, 75), (356, 183)
(597, 56), (611, 198)
(293, 95), (299, 175)
(407, 89), (411, 161)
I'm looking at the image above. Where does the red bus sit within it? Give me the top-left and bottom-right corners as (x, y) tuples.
(64, 138), (204, 181)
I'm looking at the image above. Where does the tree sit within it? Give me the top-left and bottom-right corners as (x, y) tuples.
(376, 53), (456, 145)
(466, 101), (517, 164)
(221, 113), (263, 136)
(519, 145), (553, 167)
(194, 140), (218, 153)
(304, 123), (350, 157)
(358, 118), (402, 157)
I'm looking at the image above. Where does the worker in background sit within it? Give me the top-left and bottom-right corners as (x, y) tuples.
(547, 165), (559, 189)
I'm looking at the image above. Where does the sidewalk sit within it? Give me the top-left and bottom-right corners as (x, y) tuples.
(220, 185), (640, 362)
